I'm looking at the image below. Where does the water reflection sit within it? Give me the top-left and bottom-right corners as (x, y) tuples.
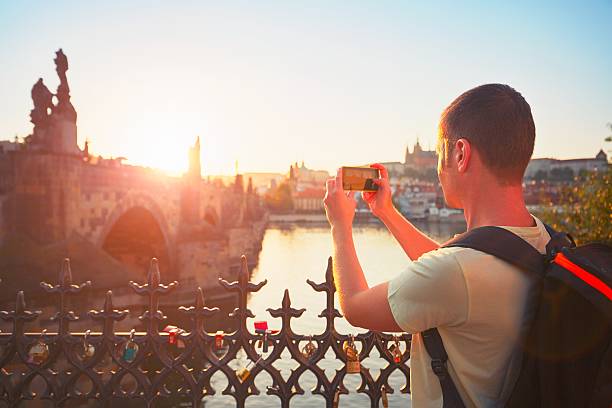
(249, 222), (464, 339)
(203, 221), (465, 408)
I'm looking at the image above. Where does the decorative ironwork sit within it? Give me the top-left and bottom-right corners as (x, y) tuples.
(0, 255), (411, 407)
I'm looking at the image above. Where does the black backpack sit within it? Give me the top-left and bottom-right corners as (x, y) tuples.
(422, 225), (612, 408)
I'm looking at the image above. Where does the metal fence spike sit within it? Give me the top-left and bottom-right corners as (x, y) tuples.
(148, 258), (160, 287)
(16, 290), (25, 314)
(103, 290), (113, 310)
(196, 286), (205, 309)
(60, 258), (72, 286)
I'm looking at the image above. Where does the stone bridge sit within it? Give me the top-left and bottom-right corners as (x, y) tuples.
(0, 50), (267, 322)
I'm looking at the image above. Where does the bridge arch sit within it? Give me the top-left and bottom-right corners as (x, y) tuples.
(98, 192), (175, 275)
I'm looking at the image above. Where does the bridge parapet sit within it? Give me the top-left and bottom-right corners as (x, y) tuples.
(0, 256), (411, 407)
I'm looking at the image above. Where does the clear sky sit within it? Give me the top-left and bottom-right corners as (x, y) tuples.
(1, 1), (610, 175)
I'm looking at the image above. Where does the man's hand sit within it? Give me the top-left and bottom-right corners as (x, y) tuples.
(362, 163), (395, 219)
(324, 168), (357, 229)
(325, 168), (403, 332)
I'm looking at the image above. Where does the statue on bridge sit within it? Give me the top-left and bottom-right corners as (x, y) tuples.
(54, 49), (68, 84)
(26, 49), (79, 153)
(29, 78), (54, 130)
(53, 48), (77, 123)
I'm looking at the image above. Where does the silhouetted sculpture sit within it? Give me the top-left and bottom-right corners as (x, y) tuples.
(53, 48), (77, 122)
(29, 78), (53, 130)
(26, 49), (79, 153)
(55, 49), (68, 83)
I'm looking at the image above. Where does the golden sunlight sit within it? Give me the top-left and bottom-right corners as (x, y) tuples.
(130, 140), (189, 176)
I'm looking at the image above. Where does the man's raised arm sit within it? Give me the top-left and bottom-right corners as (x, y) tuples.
(323, 169), (402, 332)
(364, 164), (440, 260)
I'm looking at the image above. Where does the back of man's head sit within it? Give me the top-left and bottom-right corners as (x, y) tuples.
(438, 84), (535, 185)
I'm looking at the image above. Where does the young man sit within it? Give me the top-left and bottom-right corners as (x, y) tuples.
(323, 84), (550, 407)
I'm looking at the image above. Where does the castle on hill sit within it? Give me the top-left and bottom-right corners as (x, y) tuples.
(380, 139), (438, 177)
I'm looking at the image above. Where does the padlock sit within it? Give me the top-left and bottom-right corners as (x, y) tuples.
(301, 336), (317, 359)
(254, 321), (268, 345)
(254, 322), (275, 353)
(122, 329), (139, 363)
(215, 331), (224, 349)
(389, 336), (402, 364)
(123, 341), (138, 362)
(343, 335), (360, 374)
(163, 325), (186, 349)
(381, 385), (389, 408)
(236, 366), (251, 383)
(163, 325), (178, 345)
(262, 331), (269, 353)
(236, 356), (261, 383)
(28, 331), (49, 365)
(82, 342), (95, 359)
(254, 321), (268, 333)
(28, 341), (49, 365)
(80, 329), (95, 360)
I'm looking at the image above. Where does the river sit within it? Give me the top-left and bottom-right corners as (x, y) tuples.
(205, 221), (466, 407)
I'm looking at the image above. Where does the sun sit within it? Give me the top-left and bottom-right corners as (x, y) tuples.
(94, 113), (236, 177)
(116, 119), (203, 176)
(129, 139), (190, 176)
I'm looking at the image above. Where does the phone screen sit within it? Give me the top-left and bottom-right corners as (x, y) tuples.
(341, 167), (380, 191)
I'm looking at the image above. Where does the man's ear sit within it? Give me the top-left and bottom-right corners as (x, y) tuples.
(455, 138), (471, 174)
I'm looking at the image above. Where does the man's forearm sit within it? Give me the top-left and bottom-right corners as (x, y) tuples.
(379, 207), (440, 260)
(331, 225), (369, 316)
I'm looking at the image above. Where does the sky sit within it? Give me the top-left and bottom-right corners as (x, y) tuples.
(0, 1), (611, 176)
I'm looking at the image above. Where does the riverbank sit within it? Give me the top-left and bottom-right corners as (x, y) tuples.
(268, 211), (467, 226)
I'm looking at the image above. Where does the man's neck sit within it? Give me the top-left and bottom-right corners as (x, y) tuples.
(462, 184), (533, 230)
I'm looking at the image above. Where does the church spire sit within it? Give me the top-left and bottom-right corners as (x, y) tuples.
(83, 138), (90, 160)
(188, 136), (201, 180)
(414, 137), (422, 153)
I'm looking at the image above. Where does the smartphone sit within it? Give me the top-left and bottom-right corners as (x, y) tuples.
(341, 167), (380, 191)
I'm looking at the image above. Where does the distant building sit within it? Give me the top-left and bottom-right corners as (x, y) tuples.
(290, 161), (329, 190)
(0, 139), (21, 154)
(394, 182), (437, 220)
(525, 149), (608, 179)
(286, 162), (329, 212)
(207, 172), (284, 194)
(404, 139), (437, 169)
(380, 140), (438, 178)
(243, 172), (285, 194)
(379, 161), (405, 177)
(293, 188), (326, 212)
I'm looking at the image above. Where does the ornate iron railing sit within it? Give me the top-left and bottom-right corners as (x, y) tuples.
(0, 256), (411, 407)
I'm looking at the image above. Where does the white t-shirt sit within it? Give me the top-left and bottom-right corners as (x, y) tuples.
(387, 216), (551, 408)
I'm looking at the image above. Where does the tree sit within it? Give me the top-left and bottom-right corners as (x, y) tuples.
(549, 166), (574, 182)
(537, 167), (611, 245)
(534, 169), (548, 182)
(264, 181), (294, 212)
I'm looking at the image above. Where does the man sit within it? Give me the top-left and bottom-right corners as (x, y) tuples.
(323, 84), (550, 407)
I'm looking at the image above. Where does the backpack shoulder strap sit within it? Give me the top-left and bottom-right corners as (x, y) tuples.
(443, 226), (546, 277)
(543, 222), (556, 239)
(422, 328), (467, 408)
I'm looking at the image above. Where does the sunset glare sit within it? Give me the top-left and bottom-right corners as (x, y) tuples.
(1, 1), (611, 176)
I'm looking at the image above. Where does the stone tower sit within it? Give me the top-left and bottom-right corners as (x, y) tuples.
(6, 50), (83, 244)
(181, 137), (202, 224)
(188, 136), (202, 181)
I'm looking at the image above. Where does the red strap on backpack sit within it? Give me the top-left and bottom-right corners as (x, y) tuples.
(553, 252), (612, 301)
